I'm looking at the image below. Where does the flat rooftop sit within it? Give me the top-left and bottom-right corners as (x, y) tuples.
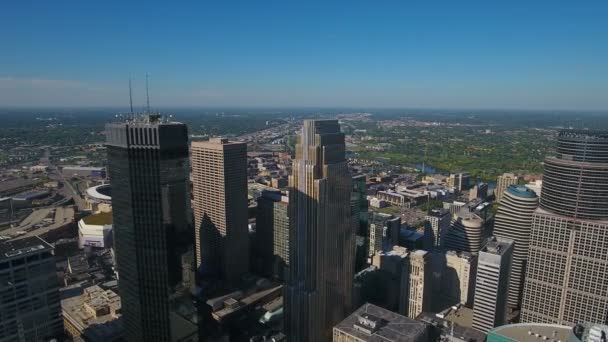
(0, 236), (52, 261)
(81, 211), (113, 226)
(490, 323), (573, 342)
(334, 303), (427, 341)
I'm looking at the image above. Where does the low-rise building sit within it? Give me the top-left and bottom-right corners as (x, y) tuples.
(62, 285), (123, 342)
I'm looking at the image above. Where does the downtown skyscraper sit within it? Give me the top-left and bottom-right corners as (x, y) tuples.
(106, 115), (198, 342)
(521, 130), (608, 325)
(191, 138), (249, 284)
(285, 119), (355, 342)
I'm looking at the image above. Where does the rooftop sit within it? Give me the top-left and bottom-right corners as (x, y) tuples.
(482, 236), (514, 256)
(489, 323), (574, 342)
(506, 184), (537, 199)
(0, 236), (52, 261)
(81, 211), (113, 226)
(334, 303), (427, 341)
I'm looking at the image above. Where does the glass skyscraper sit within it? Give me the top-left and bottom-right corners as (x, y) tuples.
(105, 115), (198, 342)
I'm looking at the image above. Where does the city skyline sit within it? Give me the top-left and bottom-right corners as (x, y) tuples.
(1, 1), (608, 109)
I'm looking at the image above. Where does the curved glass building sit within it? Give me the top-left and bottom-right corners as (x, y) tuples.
(493, 185), (538, 310)
(521, 130), (608, 326)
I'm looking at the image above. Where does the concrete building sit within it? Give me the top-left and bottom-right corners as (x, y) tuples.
(468, 182), (488, 201)
(286, 120), (355, 342)
(332, 303), (428, 342)
(521, 130), (608, 326)
(448, 172), (470, 191)
(405, 250), (430, 319)
(495, 173), (518, 202)
(256, 190), (289, 280)
(191, 138), (249, 283)
(431, 250), (476, 310)
(417, 311), (487, 342)
(368, 213), (400, 257)
(371, 246), (409, 313)
(78, 211), (113, 248)
(472, 237), (514, 333)
(424, 208), (450, 250)
(62, 285), (122, 342)
(105, 115), (197, 342)
(492, 185), (538, 311)
(0, 237), (63, 341)
(444, 209), (485, 253)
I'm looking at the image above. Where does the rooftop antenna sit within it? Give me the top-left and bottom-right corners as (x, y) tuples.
(145, 72), (150, 114)
(129, 77), (134, 114)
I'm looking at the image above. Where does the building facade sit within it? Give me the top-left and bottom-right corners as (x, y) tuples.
(492, 185), (538, 311)
(0, 237), (63, 342)
(495, 173), (518, 203)
(444, 209), (485, 253)
(285, 120), (355, 342)
(191, 138), (249, 283)
(368, 213), (400, 257)
(404, 250), (430, 319)
(105, 116), (197, 342)
(424, 208), (450, 250)
(521, 130), (608, 326)
(472, 237), (514, 333)
(256, 190), (289, 280)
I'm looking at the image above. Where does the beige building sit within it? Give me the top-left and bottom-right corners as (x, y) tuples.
(285, 120), (355, 342)
(495, 173), (518, 202)
(191, 138), (249, 283)
(62, 285), (123, 342)
(404, 250), (430, 319)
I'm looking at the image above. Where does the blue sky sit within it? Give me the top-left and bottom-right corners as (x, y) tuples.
(1, 1), (607, 110)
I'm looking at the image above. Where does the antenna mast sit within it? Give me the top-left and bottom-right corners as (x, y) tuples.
(129, 77), (134, 114)
(145, 73), (150, 113)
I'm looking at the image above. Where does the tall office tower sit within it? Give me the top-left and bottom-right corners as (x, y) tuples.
(468, 182), (488, 201)
(402, 250), (430, 319)
(256, 190), (289, 280)
(424, 208), (450, 250)
(285, 119), (355, 342)
(431, 250), (476, 310)
(448, 171), (471, 191)
(106, 116), (198, 342)
(191, 138), (249, 283)
(368, 212), (400, 257)
(472, 237), (514, 333)
(521, 130), (608, 326)
(444, 209), (485, 253)
(492, 185), (538, 311)
(0, 237), (63, 341)
(495, 173), (518, 202)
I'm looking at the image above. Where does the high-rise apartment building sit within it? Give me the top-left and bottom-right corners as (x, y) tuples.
(444, 209), (485, 253)
(368, 212), (400, 257)
(191, 138), (249, 283)
(495, 173), (518, 202)
(492, 185), (538, 311)
(424, 208), (450, 250)
(256, 190), (289, 280)
(0, 237), (63, 342)
(472, 237), (514, 333)
(105, 116), (198, 341)
(285, 119), (355, 342)
(521, 130), (608, 326)
(404, 250), (430, 319)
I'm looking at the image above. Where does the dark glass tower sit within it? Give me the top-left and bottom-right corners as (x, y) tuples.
(105, 115), (198, 342)
(521, 130), (608, 326)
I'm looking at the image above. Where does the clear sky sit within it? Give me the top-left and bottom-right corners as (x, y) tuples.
(1, 1), (607, 110)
